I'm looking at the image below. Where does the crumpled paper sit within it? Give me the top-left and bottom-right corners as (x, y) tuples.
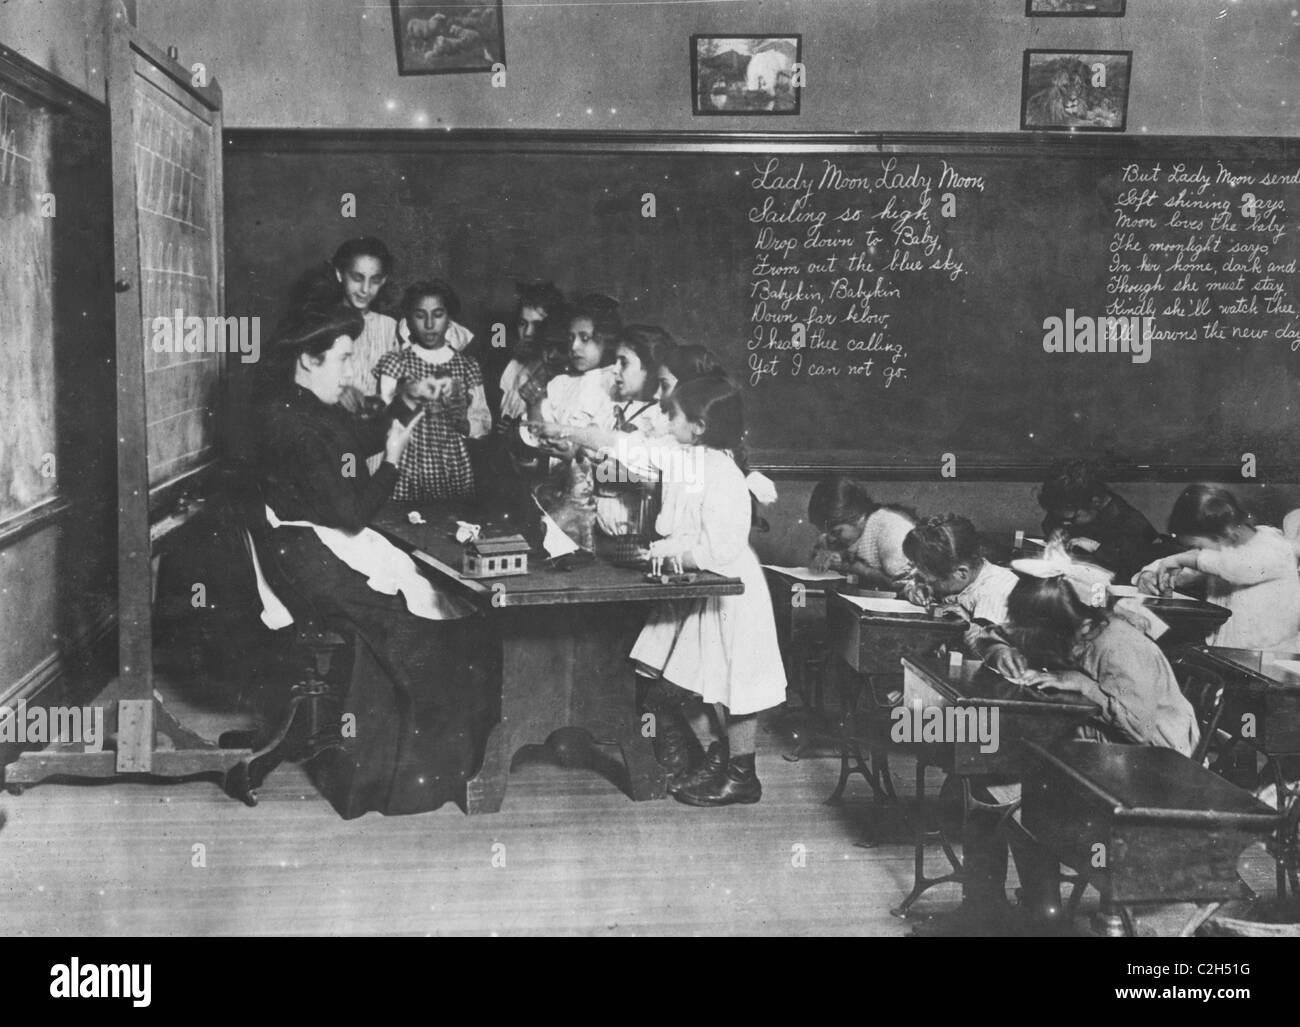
(407, 510), (427, 525)
(455, 520), (482, 544)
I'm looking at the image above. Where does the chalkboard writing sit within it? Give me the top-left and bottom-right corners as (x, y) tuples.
(1103, 161), (1298, 347)
(224, 134), (1300, 474)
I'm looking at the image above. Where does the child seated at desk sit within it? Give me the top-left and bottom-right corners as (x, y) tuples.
(808, 476), (915, 592)
(903, 514), (1017, 624)
(1136, 484), (1300, 650)
(1002, 573), (1198, 755)
(1037, 458), (1166, 580)
(962, 570), (1198, 923)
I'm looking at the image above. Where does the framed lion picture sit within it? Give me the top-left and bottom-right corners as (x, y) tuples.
(1020, 50), (1131, 132)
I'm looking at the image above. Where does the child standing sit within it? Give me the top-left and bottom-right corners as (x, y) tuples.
(329, 237), (401, 406)
(808, 476), (915, 592)
(630, 376), (786, 806)
(375, 281), (491, 501)
(1137, 484), (1300, 650)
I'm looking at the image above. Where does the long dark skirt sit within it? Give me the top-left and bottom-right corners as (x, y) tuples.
(271, 525), (500, 818)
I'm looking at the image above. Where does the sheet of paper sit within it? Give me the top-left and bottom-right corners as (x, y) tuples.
(528, 498), (581, 558)
(762, 565), (847, 583)
(1114, 597), (1169, 640)
(837, 594), (930, 615)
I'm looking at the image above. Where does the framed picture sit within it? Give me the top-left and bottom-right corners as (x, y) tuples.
(1027, 0), (1126, 14)
(1021, 50), (1131, 132)
(390, 2), (505, 75)
(691, 35), (802, 115)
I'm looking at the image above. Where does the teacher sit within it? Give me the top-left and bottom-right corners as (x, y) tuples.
(256, 305), (499, 818)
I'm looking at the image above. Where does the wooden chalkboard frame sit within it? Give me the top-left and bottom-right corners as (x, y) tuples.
(224, 128), (1298, 481)
(0, 46), (107, 543)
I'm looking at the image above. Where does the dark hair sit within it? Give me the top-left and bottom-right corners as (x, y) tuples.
(617, 325), (676, 401)
(808, 476), (876, 531)
(663, 343), (726, 385)
(514, 280), (566, 320)
(1004, 574), (1106, 670)
(903, 515), (984, 580)
(1167, 484), (1254, 539)
(1038, 458), (1110, 512)
(568, 293), (622, 366)
(667, 376), (748, 471)
(402, 279), (461, 322)
(262, 305), (365, 394)
(331, 236), (395, 278)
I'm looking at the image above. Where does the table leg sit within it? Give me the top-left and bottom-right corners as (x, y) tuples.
(464, 601), (666, 813)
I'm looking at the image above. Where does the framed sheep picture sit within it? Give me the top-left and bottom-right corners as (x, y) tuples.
(1027, 0), (1126, 14)
(390, 1), (505, 75)
(691, 35), (802, 115)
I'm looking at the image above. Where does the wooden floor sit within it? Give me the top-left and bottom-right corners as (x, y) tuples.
(0, 681), (994, 936)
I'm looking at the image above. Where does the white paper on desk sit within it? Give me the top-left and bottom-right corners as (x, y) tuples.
(838, 594), (930, 615)
(762, 564), (846, 583)
(1115, 597), (1169, 640)
(535, 511), (581, 558)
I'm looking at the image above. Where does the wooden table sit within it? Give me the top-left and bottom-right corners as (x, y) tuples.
(1173, 646), (1300, 896)
(373, 502), (743, 813)
(1021, 740), (1280, 934)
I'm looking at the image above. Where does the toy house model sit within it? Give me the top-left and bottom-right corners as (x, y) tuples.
(462, 535), (530, 578)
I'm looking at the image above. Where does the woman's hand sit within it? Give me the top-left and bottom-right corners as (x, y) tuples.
(984, 643), (1030, 681)
(384, 409), (425, 466)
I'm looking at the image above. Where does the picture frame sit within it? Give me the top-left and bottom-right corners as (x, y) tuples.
(691, 35), (802, 116)
(390, 1), (505, 75)
(1026, 0), (1126, 14)
(1020, 50), (1132, 132)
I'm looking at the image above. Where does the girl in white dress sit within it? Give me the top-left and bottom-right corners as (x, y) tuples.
(630, 376), (786, 806)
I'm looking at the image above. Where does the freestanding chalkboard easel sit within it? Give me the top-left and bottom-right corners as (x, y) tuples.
(6, 3), (250, 791)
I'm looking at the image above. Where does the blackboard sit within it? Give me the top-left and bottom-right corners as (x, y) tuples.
(0, 47), (112, 536)
(224, 131), (1299, 478)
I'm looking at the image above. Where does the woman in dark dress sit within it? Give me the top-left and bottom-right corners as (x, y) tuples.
(256, 306), (499, 818)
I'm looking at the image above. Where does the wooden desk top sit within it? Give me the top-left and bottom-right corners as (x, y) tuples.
(1194, 647), (1300, 691)
(1024, 740), (1279, 828)
(903, 656), (1099, 716)
(828, 590), (970, 630)
(373, 501), (743, 608)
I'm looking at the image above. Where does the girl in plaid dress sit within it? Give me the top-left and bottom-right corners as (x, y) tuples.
(376, 281), (491, 501)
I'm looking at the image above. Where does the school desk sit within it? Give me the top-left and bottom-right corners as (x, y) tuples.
(890, 656), (1100, 918)
(762, 567), (847, 759)
(373, 502), (743, 813)
(1116, 595), (1232, 649)
(1172, 646), (1300, 897)
(1021, 740), (1281, 936)
(824, 592), (970, 809)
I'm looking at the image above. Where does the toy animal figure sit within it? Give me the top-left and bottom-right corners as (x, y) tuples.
(535, 456), (598, 552)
